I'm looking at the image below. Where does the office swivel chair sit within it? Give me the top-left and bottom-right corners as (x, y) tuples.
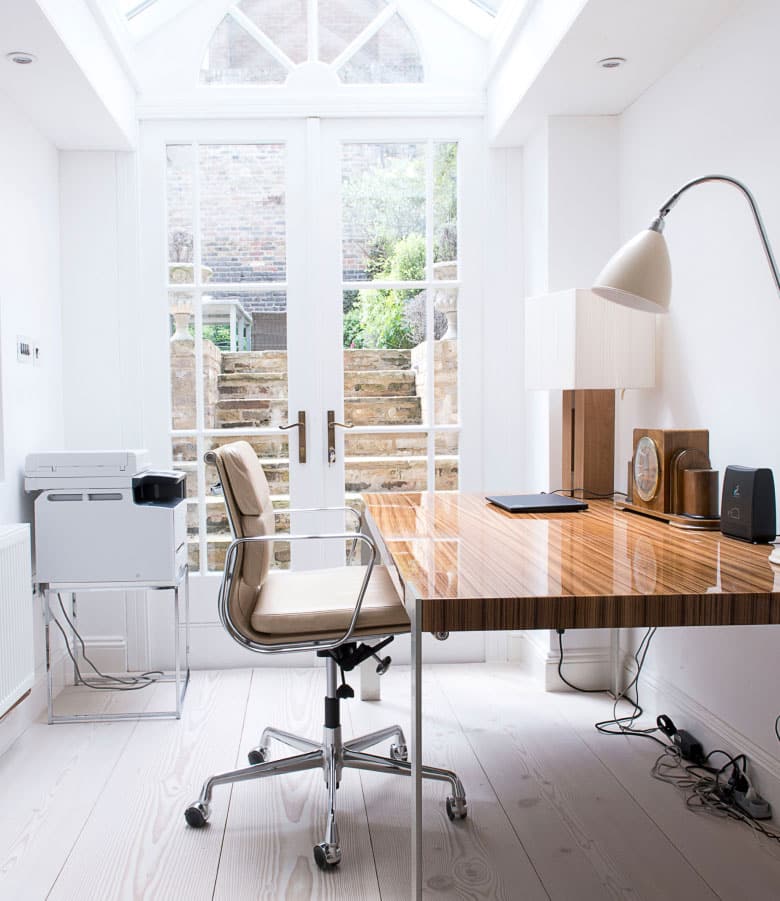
(184, 441), (466, 870)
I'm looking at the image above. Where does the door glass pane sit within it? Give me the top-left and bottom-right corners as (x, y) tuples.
(199, 144), (287, 283)
(169, 294), (195, 430)
(435, 432), (459, 491)
(343, 290), (424, 428)
(433, 142), (457, 275)
(200, 15), (288, 84)
(167, 145), (195, 283)
(341, 143), (425, 282)
(319, 0), (388, 64)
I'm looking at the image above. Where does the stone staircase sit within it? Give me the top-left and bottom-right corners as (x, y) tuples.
(179, 347), (458, 569)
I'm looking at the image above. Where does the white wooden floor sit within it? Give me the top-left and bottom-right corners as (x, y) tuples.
(2, 662), (780, 900)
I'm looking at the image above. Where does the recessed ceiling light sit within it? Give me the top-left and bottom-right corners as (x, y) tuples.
(598, 57), (626, 69)
(6, 51), (37, 65)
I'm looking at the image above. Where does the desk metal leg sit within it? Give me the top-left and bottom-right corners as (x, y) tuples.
(408, 583), (423, 900)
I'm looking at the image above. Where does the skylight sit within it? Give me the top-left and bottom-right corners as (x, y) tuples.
(121, 0), (161, 19)
(469, 0), (504, 14)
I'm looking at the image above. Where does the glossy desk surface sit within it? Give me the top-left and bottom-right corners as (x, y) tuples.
(362, 493), (780, 633)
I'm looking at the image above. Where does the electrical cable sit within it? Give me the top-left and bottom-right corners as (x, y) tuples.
(54, 593), (162, 692)
(775, 714), (780, 743)
(652, 745), (780, 845)
(544, 488), (628, 499)
(557, 626), (667, 746)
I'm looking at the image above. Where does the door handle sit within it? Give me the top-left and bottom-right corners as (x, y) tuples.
(280, 411), (307, 463)
(327, 410), (353, 464)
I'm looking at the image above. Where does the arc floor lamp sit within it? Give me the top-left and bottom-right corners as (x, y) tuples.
(591, 173), (780, 564)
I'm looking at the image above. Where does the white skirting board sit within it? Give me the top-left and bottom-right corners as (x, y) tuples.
(509, 631), (614, 692)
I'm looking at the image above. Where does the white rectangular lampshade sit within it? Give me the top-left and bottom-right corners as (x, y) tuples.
(524, 288), (656, 390)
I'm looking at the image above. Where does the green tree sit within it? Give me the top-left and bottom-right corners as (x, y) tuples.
(344, 234), (426, 349)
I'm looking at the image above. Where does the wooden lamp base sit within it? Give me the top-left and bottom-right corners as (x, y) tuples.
(561, 389), (615, 498)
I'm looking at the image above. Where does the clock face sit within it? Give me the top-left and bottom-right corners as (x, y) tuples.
(634, 436), (660, 502)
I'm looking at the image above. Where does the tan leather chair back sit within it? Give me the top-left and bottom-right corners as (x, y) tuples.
(211, 441), (275, 639)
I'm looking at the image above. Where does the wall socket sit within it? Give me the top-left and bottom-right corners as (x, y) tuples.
(17, 336), (33, 364)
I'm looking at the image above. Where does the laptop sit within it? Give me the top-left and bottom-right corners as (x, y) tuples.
(486, 493), (588, 514)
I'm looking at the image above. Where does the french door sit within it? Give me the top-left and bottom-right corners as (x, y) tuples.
(141, 117), (481, 578)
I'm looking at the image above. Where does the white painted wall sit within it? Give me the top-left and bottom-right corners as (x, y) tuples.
(615, 0), (780, 788)
(59, 150), (145, 664)
(0, 89), (64, 750)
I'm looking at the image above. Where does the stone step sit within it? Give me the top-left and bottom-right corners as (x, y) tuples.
(344, 348), (412, 371)
(186, 495), (363, 534)
(182, 456), (458, 516)
(218, 371), (288, 398)
(173, 430), (448, 465)
(217, 369), (417, 399)
(188, 536), (290, 572)
(221, 348), (412, 374)
(344, 396), (421, 426)
(216, 395), (422, 428)
(346, 370), (417, 397)
(180, 453), (457, 500)
(179, 459), (289, 497)
(221, 351), (287, 373)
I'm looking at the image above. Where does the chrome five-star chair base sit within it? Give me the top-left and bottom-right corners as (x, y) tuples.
(185, 655), (467, 870)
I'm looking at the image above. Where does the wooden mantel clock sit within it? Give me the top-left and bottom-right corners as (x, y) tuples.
(618, 428), (720, 529)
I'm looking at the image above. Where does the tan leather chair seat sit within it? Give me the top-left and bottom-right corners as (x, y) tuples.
(251, 564), (409, 639)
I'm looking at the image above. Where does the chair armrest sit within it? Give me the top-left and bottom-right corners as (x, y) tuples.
(218, 532), (378, 656)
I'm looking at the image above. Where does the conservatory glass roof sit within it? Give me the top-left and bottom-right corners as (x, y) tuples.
(119, 0), (507, 28)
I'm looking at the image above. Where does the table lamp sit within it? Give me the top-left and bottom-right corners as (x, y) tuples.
(525, 289), (655, 497)
(590, 174), (780, 563)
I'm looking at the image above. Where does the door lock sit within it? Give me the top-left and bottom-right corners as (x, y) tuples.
(327, 410), (352, 464)
(280, 411), (307, 463)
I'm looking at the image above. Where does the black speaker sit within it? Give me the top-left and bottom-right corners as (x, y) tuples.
(720, 466), (776, 543)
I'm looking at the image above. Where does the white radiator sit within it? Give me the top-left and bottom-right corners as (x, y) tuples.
(0, 524), (34, 717)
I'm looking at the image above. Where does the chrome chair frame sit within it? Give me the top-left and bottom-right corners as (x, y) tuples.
(185, 464), (466, 870)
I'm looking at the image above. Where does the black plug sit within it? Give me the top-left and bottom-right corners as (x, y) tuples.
(656, 714), (704, 763)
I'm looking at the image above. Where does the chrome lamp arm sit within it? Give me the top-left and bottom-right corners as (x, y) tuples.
(217, 532), (379, 655)
(649, 174), (780, 295)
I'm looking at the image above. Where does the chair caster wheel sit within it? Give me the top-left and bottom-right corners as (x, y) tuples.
(446, 796), (467, 821)
(313, 842), (341, 870)
(184, 801), (210, 828)
(248, 747), (267, 765)
(390, 742), (408, 762)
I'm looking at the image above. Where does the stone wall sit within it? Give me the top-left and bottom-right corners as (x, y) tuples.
(411, 338), (458, 432)
(170, 337), (222, 432)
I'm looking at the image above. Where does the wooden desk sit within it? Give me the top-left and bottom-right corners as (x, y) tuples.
(361, 492), (780, 900)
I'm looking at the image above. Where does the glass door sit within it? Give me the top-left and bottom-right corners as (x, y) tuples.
(148, 117), (479, 578)
(318, 120), (471, 543)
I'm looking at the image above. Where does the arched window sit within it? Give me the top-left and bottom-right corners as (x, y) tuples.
(201, 0), (423, 85)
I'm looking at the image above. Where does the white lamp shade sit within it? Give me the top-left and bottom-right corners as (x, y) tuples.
(592, 228), (672, 313)
(525, 289), (656, 390)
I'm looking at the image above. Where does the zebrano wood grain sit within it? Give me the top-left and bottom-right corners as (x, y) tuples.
(361, 494), (780, 633)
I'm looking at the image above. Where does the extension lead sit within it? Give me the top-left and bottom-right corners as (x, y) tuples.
(657, 714), (773, 821)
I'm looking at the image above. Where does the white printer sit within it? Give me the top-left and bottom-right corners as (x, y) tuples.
(25, 450), (188, 586)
